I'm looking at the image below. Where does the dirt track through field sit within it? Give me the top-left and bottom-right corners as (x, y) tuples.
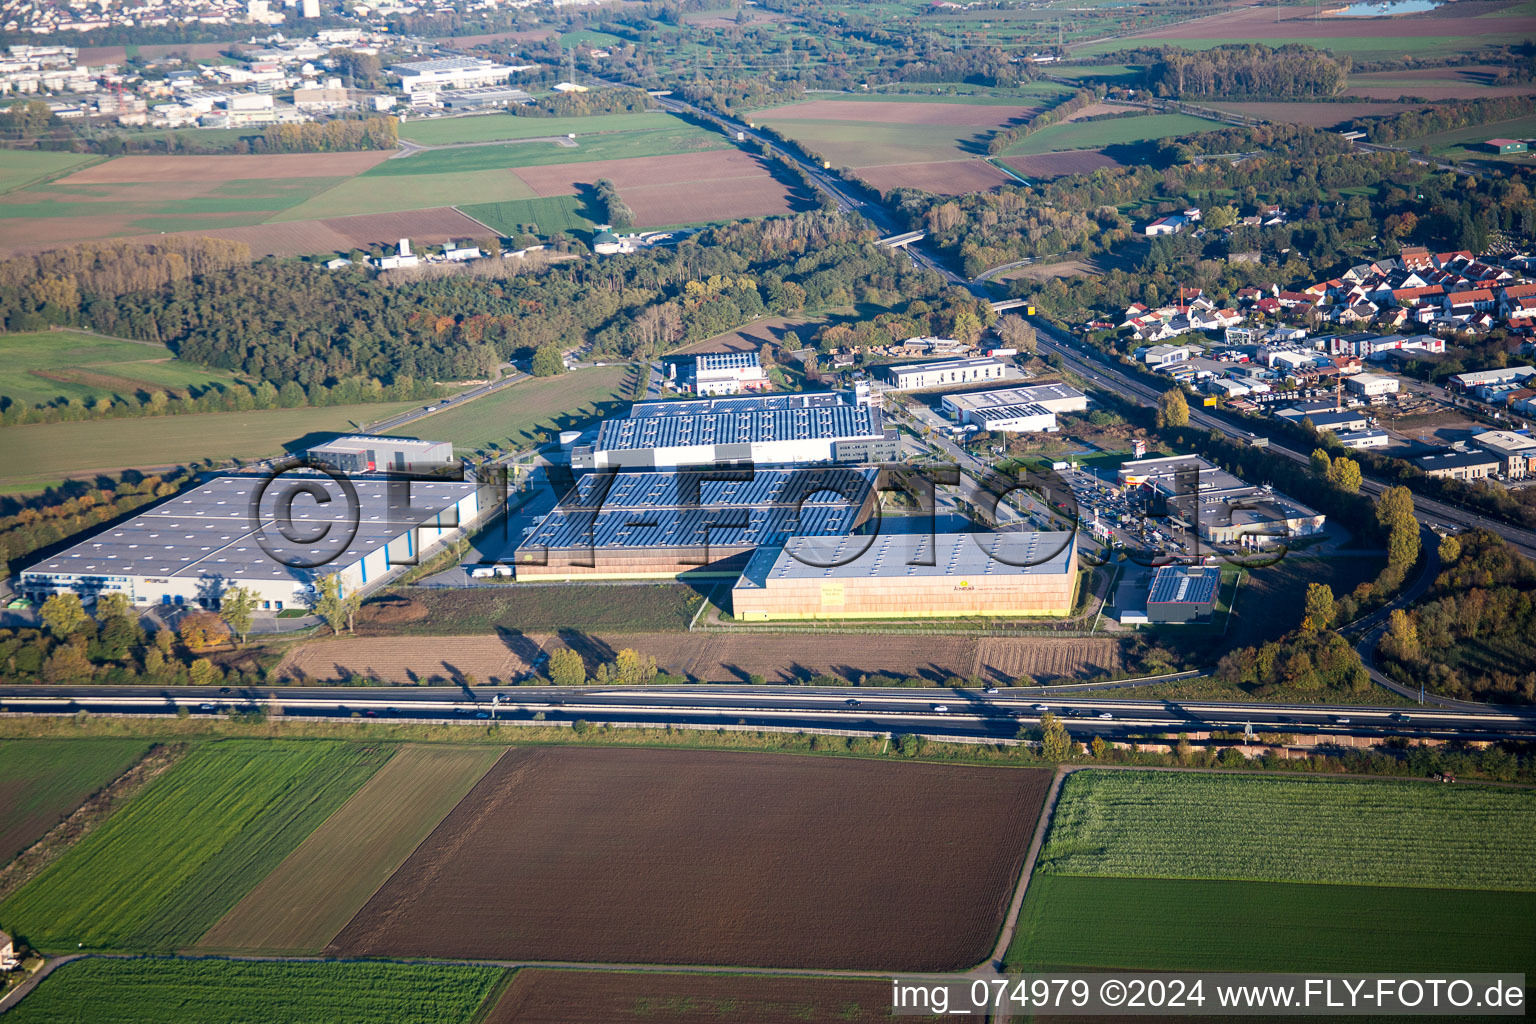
(326, 746), (1052, 970)
(275, 631), (1123, 684)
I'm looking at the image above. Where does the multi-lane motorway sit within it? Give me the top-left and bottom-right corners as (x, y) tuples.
(4, 684), (1533, 743)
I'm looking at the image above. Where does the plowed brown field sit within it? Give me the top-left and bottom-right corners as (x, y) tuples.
(275, 632), (1123, 684)
(326, 747), (1051, 970)
(513, 150), (784, 197)
(1127, 0), (1535, 38)
(1001, 150), (1122, 179)
(485, 969), (897, 1023)
(854, 159), (1015, 195)
(140, 207), (490, 257)
(622, 176), (799, 227)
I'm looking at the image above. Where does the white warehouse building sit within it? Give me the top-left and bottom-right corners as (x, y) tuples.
(389, 57), (516, 94)
(886, 357), (1012, 391)
(18, 476), (484, 611)
(1345, 372), (1400, 398)
(575, 390), (895, 471)
(942, 382), (1087, 421)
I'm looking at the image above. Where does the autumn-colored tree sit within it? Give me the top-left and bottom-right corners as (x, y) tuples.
(549, 647), (586, 687)
(1303, 583), (1335, 633)
(40, 592), (88, 639)
(179, 611), (230, 651)
(1156, 389), (1189, 428)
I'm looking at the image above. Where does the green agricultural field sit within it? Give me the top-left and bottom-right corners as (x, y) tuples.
(559, 28), (622, 47)
(0, 739), (151, 865)
(1001, 113), (1224, 155)
(1406, 113), (1536, 159)
(0, 330), (243, 409)
(276, 168), (537, 221)
(0, 740), (393, 951)
(370, 582), (703, 634)
(0, 151), (102, 195)
(1038, 770), (1536, 890)
(399, 111), (684, 146)
(6, 958), (507, 1024)
(460, 195), (595, 237)
(1010, 875), (1536, 973)
(395, 365), (630, 451)
(1049, 63), (1147, 83)
(749, 117), (998, 168)
(0, 398), (421, 494)
(363, 124), (727, 176)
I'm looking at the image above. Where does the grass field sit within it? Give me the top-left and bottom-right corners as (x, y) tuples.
(1074, 33), (1501, 58)
(0, 397), (420, 494)
(394, 365), (630, 450)
(1403, 112), (1536, 160)
(0, 740), (393, 951)
(0, 151), (102, 195)
(276, 168), (537, 221)
(399, 111), (684, 146)
(6, 958), (507, 1024)
(1001, 112), (1224, 155)
(0, 739), (151, 865)
(196, 745), (505, 953)
(362, 581), (704, 634)
(365, 125), (727, 177)
(1038, 771), (1536, 890)
(0, 329), (243, 408)
(1009, 874), (1536, 973)
(751, 116), (999, 167)
(460, 195), (595, 237)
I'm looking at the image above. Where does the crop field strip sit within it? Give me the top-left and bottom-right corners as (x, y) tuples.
(196, 744), (507, 953)
(1037, 770), (1536, 890)
(484, 968), (901, 1023)
(1011, 875), (1536, 974)
(326, 747), (1053, 970)
(5, 958), (508, 1024)
(398, 111), (686, 146)
(0, 739), (152, 865)
(0, 739), (394, 951)
(1008, 769), (1536, 975)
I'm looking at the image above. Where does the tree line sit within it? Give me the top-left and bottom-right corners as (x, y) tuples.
(986, 88), (1100, 156)
(1151, 44), (1349, 100)
(1347, 94), (1536, 145)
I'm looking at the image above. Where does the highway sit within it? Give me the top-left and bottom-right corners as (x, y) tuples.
(363, 367), (530, 435)
(3, 684), (1533, 743)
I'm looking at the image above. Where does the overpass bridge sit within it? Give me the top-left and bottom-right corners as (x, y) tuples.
(878, 229), (927, 249)
(990, 298), (1033, 313)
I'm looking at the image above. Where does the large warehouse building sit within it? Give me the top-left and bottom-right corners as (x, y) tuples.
(574, 390), (896, 471)
(731, 531), (1079, 620)
(515, 468), (876, 579)
(18, 475), (483, 611)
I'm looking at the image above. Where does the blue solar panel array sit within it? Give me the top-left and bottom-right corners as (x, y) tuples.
(595, 393), (881, 451)
(520, 468), (875, 552)
(1148, 565), (1221, 605)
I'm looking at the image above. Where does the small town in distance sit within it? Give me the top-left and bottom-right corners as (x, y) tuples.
(0, 0), (1533, 1018)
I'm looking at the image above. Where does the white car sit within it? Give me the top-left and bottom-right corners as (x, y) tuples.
(931, 704), (950, 713)
(1097, 711), (1114, 720)
(1032, 703), (1049, 712)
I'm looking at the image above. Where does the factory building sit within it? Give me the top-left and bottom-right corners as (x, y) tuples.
(941, 382), (1088, 433)
(575, 390), (896, 471)
(388, 57), (516, 93)
(305, 436), (454, 474)
(18, 476), (483, 610)
(1118, 455), (1325, 547)
(885, 357), (1012, 391)
(670, 351), (772, 396)
(731, 531), (1079, 620)
(1344, 372), (1400, 398)
(1146, 565), (1222, 623)
(515, 467), (876, 580)
(1471, 430), (1536, 479)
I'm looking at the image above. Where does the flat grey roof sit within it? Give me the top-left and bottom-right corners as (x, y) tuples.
(21, 475), (476, 584)
(736, 531), (1076, 588)
(518, 468), (873, 552)
(1418, 450), (1500, 470)
(596, 393), (882, 451)
(945, 382), (1084, 410)
(309, 435), (448, 452)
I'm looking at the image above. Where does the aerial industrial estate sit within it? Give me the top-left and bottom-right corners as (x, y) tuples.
(0, 0), (1534, 1017)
